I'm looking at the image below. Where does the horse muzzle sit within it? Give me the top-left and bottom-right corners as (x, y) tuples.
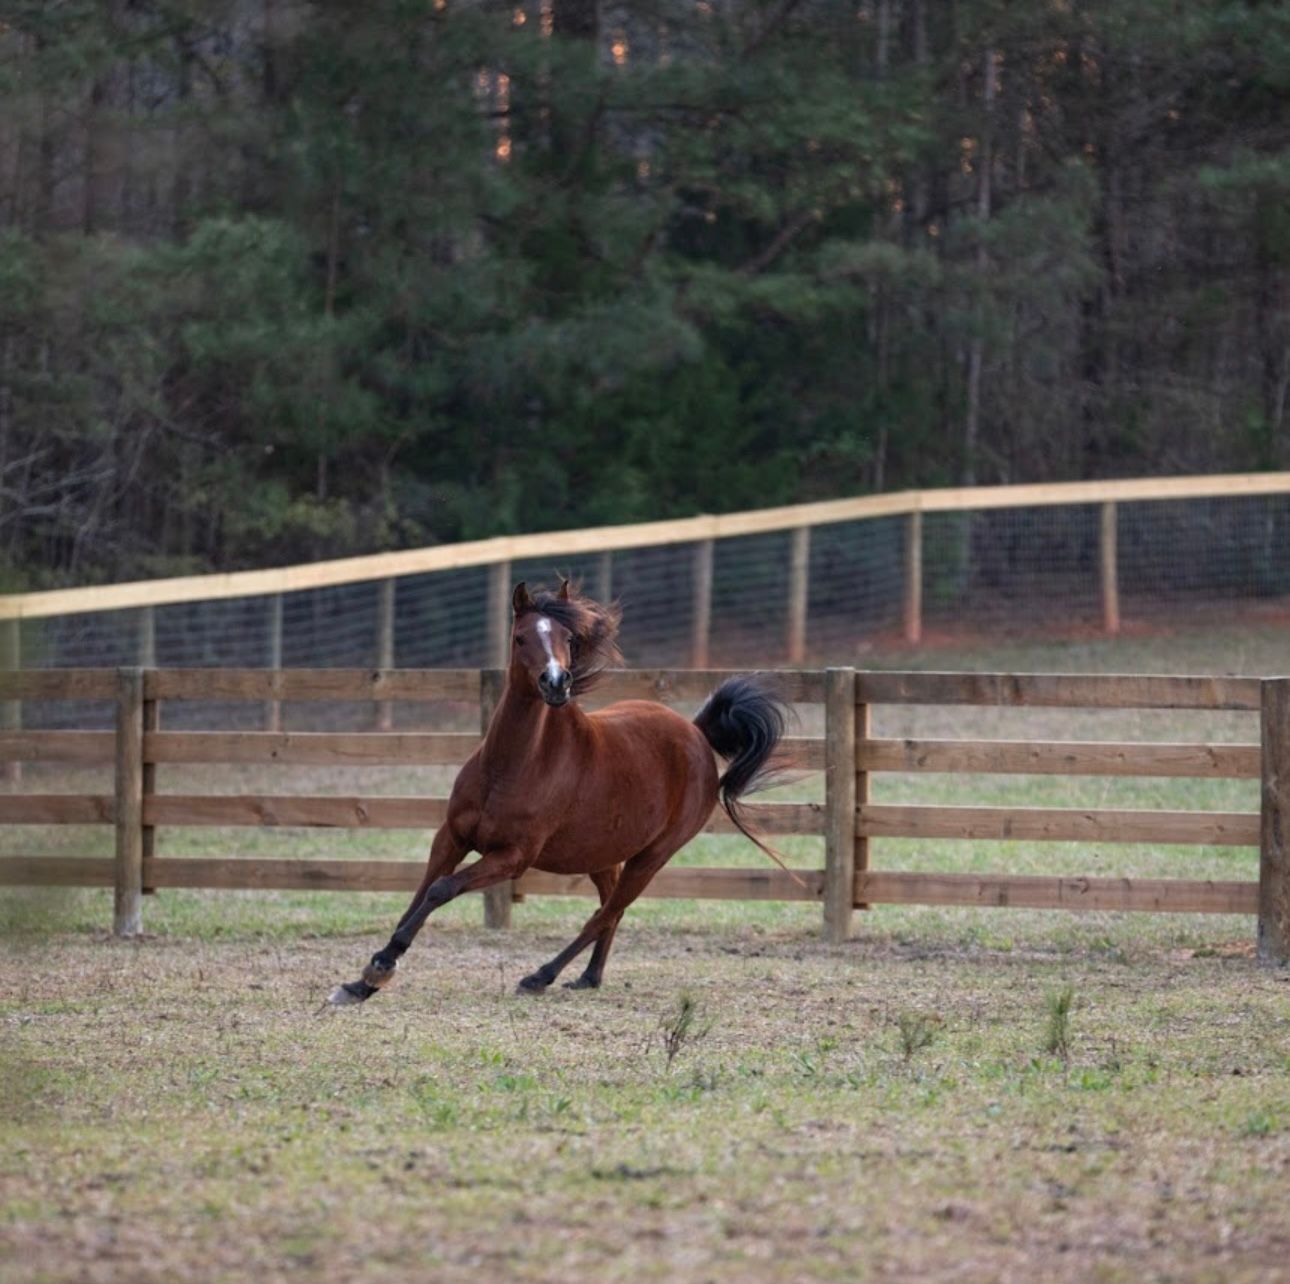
(538, 668), (573, 706)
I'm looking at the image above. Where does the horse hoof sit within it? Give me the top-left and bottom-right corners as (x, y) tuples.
(562, 976), (599, 991)
(516, 974), (550, 995)
(325, 981), (373, 1008)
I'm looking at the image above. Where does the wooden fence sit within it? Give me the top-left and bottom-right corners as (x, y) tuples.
(4, 473), (1290, 677)
(2, 666), (1288, 964)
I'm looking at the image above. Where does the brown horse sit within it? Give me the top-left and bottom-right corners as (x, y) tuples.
(327, 579), (788, 1005)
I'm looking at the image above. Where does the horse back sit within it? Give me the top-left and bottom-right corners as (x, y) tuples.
(586, 699), (715, 778)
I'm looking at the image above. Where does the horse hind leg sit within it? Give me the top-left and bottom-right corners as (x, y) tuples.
(563, 866), (621, 991)
(518, 843), (674, 994)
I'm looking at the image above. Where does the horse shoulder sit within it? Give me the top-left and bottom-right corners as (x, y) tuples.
(444, 750), (485, 840)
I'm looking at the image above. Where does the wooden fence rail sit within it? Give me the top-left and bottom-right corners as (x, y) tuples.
(5, 474), (1290, 740)
(1, 666), (1287, 963)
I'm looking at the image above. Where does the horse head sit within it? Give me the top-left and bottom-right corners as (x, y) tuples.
(509, 579), (623, 706)
(511, 581), (576, 706)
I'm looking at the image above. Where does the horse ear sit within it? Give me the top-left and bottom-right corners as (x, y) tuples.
(558, 579), (571, 601)
(512, 582), (533, 615)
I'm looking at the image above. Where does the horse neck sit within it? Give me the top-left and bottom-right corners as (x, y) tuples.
(481, 672), (581, 776)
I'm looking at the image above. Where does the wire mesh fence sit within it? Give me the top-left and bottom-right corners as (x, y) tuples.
(8, 487), (1290, 731)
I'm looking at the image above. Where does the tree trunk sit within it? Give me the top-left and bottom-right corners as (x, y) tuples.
(962, 48), (996, 486)
(550, 0), (599, 173)
(1255, 192), (1289, 459)
(552, 0), (598, 40)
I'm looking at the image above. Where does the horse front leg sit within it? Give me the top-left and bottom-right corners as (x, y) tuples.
(327, 828), (466, 1007)
(326, 843), (529, 1008)
(354, 824), (470, 998)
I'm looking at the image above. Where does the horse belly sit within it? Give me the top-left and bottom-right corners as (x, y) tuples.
(534, 805), (667, 875)
(533, 755), (714, 875)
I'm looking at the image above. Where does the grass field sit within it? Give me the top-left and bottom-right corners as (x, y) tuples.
(4, 624), (1290, 1281)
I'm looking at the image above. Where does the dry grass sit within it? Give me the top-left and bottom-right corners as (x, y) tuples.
(3, 906), (1290, 1283)
(5, 622), (1290, 1280)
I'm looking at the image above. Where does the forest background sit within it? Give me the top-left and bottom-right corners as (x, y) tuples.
(1, 0), (1287, 591)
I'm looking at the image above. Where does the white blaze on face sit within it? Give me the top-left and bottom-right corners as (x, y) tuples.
(535, 616), (563, 684)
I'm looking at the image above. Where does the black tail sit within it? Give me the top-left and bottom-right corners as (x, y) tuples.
(694, 675), (800, 883)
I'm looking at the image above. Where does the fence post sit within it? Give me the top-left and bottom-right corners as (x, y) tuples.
(904, 510), (922, 645)
(823, 666), (857, 943)
(480, 668), (513, 928)
(142, 682), (159, 897)
(1100, 501), (1121, 635)
(114, 667), (145, 936)
(2, 618), (19, 784)
(691, 538), (714, 668)
(595, 550), (613, 603)
(1259, 677), (1290, 965)
(137, 606), (156, 668)
(787, 526), (810, 664)
(376, 578), (396, 731)
(266, 593), (284, 732)
(855, 690), (872, 911)
(487, 561), (512, 670)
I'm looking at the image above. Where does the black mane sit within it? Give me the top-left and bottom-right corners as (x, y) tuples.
(524, 586), (623, 696)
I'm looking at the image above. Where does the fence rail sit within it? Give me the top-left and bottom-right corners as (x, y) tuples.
(6, 473), (1288, 622)
(2, 665), (1288, 963)
(6, 475), (1290, 734)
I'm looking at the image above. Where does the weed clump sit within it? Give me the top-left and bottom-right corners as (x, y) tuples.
(893, 1011), (940, 1062)
(1043, 985), (1076, 1062)
(659, 992), (712, 1072)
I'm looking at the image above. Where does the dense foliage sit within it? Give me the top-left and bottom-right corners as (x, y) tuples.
(1, 0), (1287, 586)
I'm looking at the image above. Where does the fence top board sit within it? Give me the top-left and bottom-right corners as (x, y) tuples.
(0, 669), (117, 700)
(857, 671), (1263, 710)
(0, 666), (1268, 711)
(911, 472), (1290, 514)
(144, 668), (482, 703)
(143, 730), (480, 766)
(5, 471), (1289, 620)
(591, 668), (826, 704)
(0, 667), (825, 705)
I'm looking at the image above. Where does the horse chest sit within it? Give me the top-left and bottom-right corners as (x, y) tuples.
(468, 776), (574, 851)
